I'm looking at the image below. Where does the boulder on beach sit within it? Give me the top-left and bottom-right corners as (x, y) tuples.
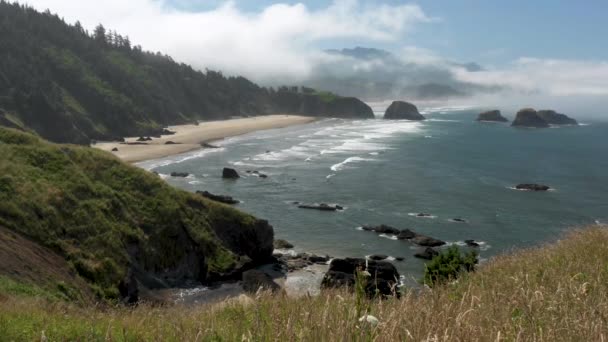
(411, 235), (446, 247)
(511, 108), (550, 128)
(164, 141), (180, 145)
(537, 110), (578, 125)
(222, 167), (240, 179)
(111, 147), (118, 152)
(196, 191), (239, 205)
(384, 101), (425, 120)
(414, 247), (439, 260)
(477, 110), (509, 122)
(298, 203), (343, 211)
(242, 270), (280, 294)
(201, 142), (220, 148)
(274, 239), (294, 249)
(170, 172), (189, 178)
(321, 257), (400, 297)
(515, 183), (550, 191)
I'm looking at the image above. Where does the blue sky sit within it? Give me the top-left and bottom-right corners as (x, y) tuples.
(168, 0), (608, 65)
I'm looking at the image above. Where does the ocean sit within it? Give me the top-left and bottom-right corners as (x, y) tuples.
(138, 104), (608, 284)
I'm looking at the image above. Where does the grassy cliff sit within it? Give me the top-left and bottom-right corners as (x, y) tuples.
(0, 127), (273, 301)
(1, 226), (606, 340)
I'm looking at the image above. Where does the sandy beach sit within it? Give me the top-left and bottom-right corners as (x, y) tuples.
(95, 115), (316, 163)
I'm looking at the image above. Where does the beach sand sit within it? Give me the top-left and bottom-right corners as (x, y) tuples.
(95, 115), (316, 163)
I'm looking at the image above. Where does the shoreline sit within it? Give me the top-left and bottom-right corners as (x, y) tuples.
(94, 115), (317, 163)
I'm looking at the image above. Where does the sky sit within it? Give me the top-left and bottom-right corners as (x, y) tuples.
(20, 0), (608, 112)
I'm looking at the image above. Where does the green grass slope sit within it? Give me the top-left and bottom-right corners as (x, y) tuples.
(0, 127), (273, 301)
(1, 226), (607, 341)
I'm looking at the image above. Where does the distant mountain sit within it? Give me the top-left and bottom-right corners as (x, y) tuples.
(0, 3), (372, 144)
(302, 46), (492, 101)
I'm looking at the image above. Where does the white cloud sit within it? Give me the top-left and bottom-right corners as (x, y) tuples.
(453, 57), (608, 96)
(22, 0), (433, 82)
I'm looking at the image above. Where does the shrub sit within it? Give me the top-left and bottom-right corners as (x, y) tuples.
(423, 246), (478, 286)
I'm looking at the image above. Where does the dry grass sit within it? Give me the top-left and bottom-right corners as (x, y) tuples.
(2, 226), (608, 341)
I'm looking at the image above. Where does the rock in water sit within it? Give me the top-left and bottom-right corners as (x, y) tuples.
(537, 110), (578, 125)
(368, 254), (389, 261)
(170, 172), (189, 178)
(397, 229), (417, 240)
(465, 240), (480, 247)
(414, 247), (439, 260)
(384, 101), (425, 120)
(511, 108), (550, 128)
(411, 235), (446, 247)
(515, 183), (550, 191)
(361, 225), (401, 235)
(196, 191), (239, 204)
(242, 270), (280, 293)
(298, 203), (343, 211)
(321, 258), (400, 297)
(222, 167), (240, 179)
(274, 239), (294, 249)
(477, 110), (509, 122)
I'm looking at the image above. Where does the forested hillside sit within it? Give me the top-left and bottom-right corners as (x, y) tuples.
(0, 1), (373, 144)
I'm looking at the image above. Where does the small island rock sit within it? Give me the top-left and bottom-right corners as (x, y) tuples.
(384, 101), (425, 120)
(511, 108), (550, 128)
(222, 167), (240, 179)
(477, 110), (509, 122)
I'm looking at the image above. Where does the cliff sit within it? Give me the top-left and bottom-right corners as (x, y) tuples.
(0, 127), (274, 302)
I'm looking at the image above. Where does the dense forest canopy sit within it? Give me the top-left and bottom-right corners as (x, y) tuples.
(0, 1), (373, 144)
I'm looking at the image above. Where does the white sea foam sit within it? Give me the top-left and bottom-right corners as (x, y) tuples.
(138, 147), (225, 170)
(447, 240), (491, 251)
(379, 234), (398, 241)
(408, 213), (437, 219)
(330, 157), (376, 172)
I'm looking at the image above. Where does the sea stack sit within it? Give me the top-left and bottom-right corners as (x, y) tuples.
(384, 101), (425, 120)
(511, 108), (550, 128)
(537, 110), (578, 125)
(476, 110), (509, 122)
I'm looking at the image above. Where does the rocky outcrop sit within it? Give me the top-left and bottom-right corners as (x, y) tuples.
(384, 101), (425, 120)
(273, 91), (375, 119)
(465, 240), (480, 247)
(273, 251), (330, 271)
(477, 110), (508, 122)
(196, 191), (239, 205)
(361, 225), (445, 246)
(298, 203), (344, 211)
(321, 258), (400, 297)
(242, 270), (280, 293)
(515, 183), (550, 191)
(537, 110), (578, 125)
(274, 239), (294, 249)
(511, 108), (550, 128)
(411, 235), (446, 247)
(362, 225), (401, 235)
(170, 172), (189, 178)
(414, 247), (439, 260)
(209, 217), (274, 266)
(222, 167), (240, 179)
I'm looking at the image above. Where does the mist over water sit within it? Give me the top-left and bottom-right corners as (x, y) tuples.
(140, 107), (608, 282)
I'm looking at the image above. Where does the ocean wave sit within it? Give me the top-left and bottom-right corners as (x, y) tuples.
(408, 213), (437, 219)
(447, 240), (491, 251)
(330, 157), (376, 172)
(379, 234), (398, 241)
(138, 147), (225, 170)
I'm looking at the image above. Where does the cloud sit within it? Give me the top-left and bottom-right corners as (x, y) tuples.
(22, 0), (434, 82)
(453, 57), (608, 96)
